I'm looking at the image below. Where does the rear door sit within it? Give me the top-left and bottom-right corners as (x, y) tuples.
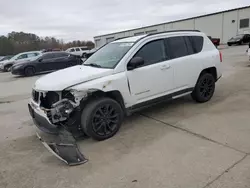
(165, 35), (202, 90)
(53, 52), (71, 70)
(75, 48), (81, 56)
(37, 53), (56, 72)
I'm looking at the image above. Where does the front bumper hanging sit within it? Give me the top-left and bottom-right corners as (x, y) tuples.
(28, 103), (88, 166)
(36, 128), (88, 166)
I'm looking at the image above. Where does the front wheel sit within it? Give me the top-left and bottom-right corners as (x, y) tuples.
(81, 98), (124, 141)
(191, 73), (215, 103)
(3, 64), (12, 72)
(24, 67), (35, 77)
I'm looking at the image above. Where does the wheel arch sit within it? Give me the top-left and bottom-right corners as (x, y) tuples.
(199, 67), (217, 81)
(88, 90), (126, 110)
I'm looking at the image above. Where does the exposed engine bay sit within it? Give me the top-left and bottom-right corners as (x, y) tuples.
(31, 89), (90, 165)
(32, 89), (87, 127)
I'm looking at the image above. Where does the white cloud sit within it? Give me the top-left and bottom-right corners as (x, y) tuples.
(0, 0), (249, 41)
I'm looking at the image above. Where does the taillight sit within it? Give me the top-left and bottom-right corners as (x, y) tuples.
(219, 51), (222, 62)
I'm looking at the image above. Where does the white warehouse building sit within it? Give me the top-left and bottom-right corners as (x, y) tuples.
(94, 5), (250, 48)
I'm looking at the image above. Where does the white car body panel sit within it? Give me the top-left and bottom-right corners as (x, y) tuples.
(33, 31), (222, 109)
(33, 65), (114, 91)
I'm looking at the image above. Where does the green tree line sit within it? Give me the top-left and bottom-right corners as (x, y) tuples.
(0, 31), (95, 56)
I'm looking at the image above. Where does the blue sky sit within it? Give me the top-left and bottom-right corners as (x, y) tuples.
(0, 0), (249, 41)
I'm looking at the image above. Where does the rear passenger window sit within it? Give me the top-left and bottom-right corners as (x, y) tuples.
(166, 36), (188, 59)
(184, 37), (195, 54)
(189, 36), (204, 53)
(133, 39), (166, 66)
(76, 48), (80, 51)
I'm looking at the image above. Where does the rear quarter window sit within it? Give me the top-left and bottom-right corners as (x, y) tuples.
(189, 36), (204, 53)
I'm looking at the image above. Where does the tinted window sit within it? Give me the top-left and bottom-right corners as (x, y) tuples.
(17, 54), (28, 59)
(75, 48), (80, 51)
(240, 18), (249, 29)
(184, 37), (195, 54)
(244, 34), (250, 40)
(81, 47), (88, 51)
(189, 36), (204, 53)
(27, 53), (38, 58)
(42, 53), (55, 60)
(133, 40), (165, 66)
(70, 49), (75, 52)
(54, 52), (69, 58)
(167, 36), (188, 59)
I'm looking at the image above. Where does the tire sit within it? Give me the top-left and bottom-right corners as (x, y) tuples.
(3, 64), (12, 72)
(191, 73), (215, 103)
(24, 67), (35, 77)
(82, 53), (86, 58)
(81, 97), (124, 141)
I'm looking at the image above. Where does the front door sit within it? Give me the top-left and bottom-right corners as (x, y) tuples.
(52, 52), (71, 70)
(243, 34), (250, 43)
(126, 39), (174, 104)
(37, 53), (56, 72)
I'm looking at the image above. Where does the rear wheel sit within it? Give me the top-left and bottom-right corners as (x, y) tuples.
(3, 64), (12, 72)
(24, 67), (35, 77)
(191, 73), (215, 103)
(81, 98), (124, 141)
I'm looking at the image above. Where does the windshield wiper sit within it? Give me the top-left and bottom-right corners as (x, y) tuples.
(84, 63), (102, 68)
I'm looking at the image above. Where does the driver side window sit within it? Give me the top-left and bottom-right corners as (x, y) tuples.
(42, 53), (55, 60)
(17, 54), (28, 60)
(132, 39), (166, 67)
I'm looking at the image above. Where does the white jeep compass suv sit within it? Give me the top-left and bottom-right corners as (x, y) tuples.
(28, 30), (222, 141)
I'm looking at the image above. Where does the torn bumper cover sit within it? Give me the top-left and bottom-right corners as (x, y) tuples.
(28, 102), (88, 166)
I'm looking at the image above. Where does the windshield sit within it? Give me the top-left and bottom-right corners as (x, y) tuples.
(232, 35), (244, 39)
(0, 56), (13, 61)
(83, 42), (134, 69)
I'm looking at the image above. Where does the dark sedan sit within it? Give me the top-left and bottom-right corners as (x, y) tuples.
(11, 52), (82, 76)
(227, 34), (250, 46)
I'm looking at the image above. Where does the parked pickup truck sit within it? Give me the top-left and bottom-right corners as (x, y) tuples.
(208, 36), (220, 47)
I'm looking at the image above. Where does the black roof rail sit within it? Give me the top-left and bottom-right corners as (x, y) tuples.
(147, 30), (201, 36)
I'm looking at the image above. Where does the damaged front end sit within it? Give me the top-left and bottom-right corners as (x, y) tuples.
(28, 89), (89, 165)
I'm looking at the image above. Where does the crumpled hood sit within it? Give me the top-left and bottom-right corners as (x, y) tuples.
(34, 65), (114, 91)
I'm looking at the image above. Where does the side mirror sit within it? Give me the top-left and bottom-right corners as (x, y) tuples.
(127, 57), (144, 70)
(38, 58), (43, 62)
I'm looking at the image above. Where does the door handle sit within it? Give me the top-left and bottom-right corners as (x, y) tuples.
(160, 64), (171, 70)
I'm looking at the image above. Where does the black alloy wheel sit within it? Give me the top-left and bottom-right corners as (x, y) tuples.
(81, 98), (123, 141)
(24, 67), (35, 76)
(191, 73), (215, 103)
(199, 77), (214, 99)
(92, 104), (119, 137)
(3, 64), (12, 72)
